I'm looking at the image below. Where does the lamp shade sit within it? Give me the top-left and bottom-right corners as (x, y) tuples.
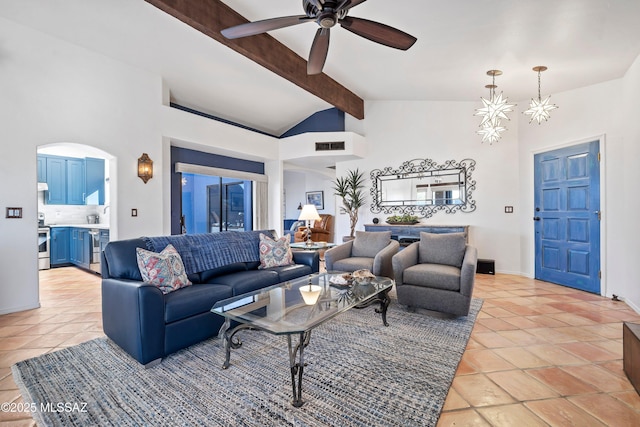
(298, 204), (321, 222)
(299, 284), (322, 305)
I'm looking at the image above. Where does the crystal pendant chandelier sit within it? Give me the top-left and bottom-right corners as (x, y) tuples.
(524, 66), (558, 124)
(474, 70), (515, 144)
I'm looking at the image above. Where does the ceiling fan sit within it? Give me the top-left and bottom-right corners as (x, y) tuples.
(221, 0), (417, 75)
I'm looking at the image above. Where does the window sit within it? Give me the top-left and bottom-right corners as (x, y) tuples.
(175, 162), (268, 234)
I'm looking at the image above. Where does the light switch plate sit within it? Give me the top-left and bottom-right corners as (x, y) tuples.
(131, 208), (138, 217)
(504, 206), (514, 213)
(6, 207), (23, 218)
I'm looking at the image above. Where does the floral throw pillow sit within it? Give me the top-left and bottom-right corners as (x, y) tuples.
(258, 233), (293, 269)
(136, 244), (192, 294)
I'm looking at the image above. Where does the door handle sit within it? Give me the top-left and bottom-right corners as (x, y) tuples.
(533, 217), (541, 221)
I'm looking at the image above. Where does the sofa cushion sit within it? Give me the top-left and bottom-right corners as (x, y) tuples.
(352, 231), (391, 258)
(164, 283), (233, 323)
(199, 262), (248, 283)
(210, 270), (280, 296)
(419, 232), (467, 268)
(332, 257), (375, 273)
(269, 264), (313, 282)
(136, 244), (192, 294)
(403, 263), (461, 291)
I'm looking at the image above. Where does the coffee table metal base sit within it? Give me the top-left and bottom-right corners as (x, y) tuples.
(355, 287), (391, 326)
(288, 331), (311, 407)
(216, 287), (391, 407)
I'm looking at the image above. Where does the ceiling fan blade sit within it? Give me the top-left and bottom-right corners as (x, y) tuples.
(339, 16), (417, 50)
(337, 0), (368, 12)
(221, 15), (313, 39)
(307, 28), (331, 75)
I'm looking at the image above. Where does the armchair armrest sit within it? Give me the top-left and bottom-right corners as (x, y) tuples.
(460, 245), (478, 297)
(372, 240), (400, 278)
(101, 278), (165, 365)
(324, 240), (354, 271)
(392, 242), (419, 286)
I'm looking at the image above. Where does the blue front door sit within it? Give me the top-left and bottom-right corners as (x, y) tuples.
(534, 141), (601, 293)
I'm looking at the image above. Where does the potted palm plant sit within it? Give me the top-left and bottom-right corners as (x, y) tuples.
(333, 169), (366, 241)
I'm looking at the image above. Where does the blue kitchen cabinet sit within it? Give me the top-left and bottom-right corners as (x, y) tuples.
(41, 155), (104, 205)
(99, 229), (110, 251)
(70, 228), (89, 268)
(50, 227), (70, 266)
(45, 156), (67, 205)
(66, 158), (86, 205)
(70, 228), (79, 264)
(85, 157), (105, 205)
(37, 155), (47, 183)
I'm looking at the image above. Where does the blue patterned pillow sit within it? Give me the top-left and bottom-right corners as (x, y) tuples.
(136, 244), (192, 294)
(258, 233), (293, 269)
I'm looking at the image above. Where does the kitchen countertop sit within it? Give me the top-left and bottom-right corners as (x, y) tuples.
(47, 223), (110, 230)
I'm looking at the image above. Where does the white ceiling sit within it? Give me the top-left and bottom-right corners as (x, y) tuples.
(2, 0), (640, 136)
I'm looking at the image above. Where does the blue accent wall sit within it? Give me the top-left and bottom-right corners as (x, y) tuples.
(171, 146), (264, 234)
(280, 108), (345, 138)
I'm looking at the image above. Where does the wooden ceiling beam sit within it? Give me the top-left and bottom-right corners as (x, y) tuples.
(144, 0), (365, 119)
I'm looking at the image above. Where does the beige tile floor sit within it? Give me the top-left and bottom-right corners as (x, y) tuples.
(1, 267), (640, 426)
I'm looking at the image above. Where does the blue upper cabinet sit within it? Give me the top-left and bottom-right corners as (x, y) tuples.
(85, 157), (105, 206)
(37, 156), (47, 182)
(40, 155), (104, 205)
(66, 158), (86, 205)
(45, 156), (67, 205)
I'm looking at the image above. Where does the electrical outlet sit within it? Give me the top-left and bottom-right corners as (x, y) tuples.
(505, 206), (514, 213)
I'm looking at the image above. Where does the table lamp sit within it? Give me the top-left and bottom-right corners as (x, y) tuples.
(298, 204), (321, 246)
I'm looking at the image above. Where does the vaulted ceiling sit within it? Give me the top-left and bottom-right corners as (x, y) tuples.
(2, 0), (640, 136)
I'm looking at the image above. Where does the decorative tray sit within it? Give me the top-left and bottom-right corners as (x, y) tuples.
(329, 274), (353, 287)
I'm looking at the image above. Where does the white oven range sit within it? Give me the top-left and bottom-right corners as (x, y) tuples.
(38, 226), (50, 270)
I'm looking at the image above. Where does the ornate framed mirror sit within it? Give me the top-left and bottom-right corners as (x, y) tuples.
(370, 158), (476, 218)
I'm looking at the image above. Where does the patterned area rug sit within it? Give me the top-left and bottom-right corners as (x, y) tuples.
(12, 298), (482, 427)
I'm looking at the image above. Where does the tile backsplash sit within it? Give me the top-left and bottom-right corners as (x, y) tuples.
(37, 191), (109, 225)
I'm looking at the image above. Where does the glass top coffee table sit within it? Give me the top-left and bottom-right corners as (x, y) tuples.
(211, 272), (394, 407)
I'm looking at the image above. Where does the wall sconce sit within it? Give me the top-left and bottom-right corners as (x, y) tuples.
(137, 153), (153, 184)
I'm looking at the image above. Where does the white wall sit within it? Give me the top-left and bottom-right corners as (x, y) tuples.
(283, 170), (336, 219)
(618, 53), (640, 312)
(0, 18), (278, 314)
(343, 101), (523, 274)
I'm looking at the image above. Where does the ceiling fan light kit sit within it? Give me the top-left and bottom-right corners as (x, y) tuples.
(221, 0), (417, 75)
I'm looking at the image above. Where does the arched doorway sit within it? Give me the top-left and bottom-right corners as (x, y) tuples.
(37, 142), (116, 292)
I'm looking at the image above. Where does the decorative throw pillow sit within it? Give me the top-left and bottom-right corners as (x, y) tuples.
(258, 233), (293, 269)
(419, 232), (467, 268)
(352, 231), (392, 258)
(136, 244), (192, 294)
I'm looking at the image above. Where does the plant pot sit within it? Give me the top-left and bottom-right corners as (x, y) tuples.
(386, 221), (419, 225)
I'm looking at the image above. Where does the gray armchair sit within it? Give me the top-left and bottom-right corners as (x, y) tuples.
(392, 232), (478, 316)
(325, 231), (399, 279)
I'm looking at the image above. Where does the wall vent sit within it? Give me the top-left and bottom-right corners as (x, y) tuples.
(315, 141), (345, 151)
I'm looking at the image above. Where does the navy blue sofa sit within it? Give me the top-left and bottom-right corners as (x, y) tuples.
(101, 233), (319, 366)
